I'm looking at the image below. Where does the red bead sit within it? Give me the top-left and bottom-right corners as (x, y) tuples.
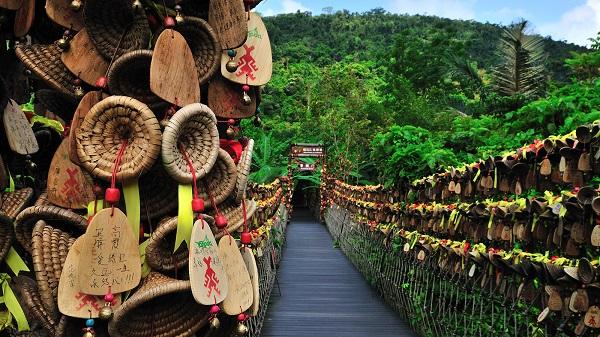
(240, 232), (252, 245)
(209, 305), (220, 315)
(104, 293), (114, 303)
(228, 118), (236, 125)
(192, 198), (205, 213)
(164, 16), (176, 28)
(73, 78), (82, 86)
(93, 185), (104, 198)
(215, 215), (228, 229)
(95, 76), (108, 89)
(237, 313), (247, 321)
(105, 188), (120, 204)
(242, 85), (250, 92)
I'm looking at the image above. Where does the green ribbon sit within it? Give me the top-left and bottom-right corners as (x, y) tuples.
(5, 248), (29, 276)
(123, 181), (141, 238)
(139, 239), (150, 278)
(1, 277), (28, 331)
(174, 184), (194, 251)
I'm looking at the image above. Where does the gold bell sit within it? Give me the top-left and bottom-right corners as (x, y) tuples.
(69, 0), (82, 11)
(74, 86), (85, 98)
(226, 126), (235, 139)
(132, 0), (142, 10)
(57, 38), (70, 51)
(242, 92), (252, 106)
(82, 331), (95, 337)
(226, 60), (238, 73)
(98, 305), (113, 320)
(209, 317), (220, 330)
(235, 322), (248, 335)
(175, 13), (185, 24)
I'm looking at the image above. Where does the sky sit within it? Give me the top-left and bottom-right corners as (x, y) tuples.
(258, 0), (600, 46)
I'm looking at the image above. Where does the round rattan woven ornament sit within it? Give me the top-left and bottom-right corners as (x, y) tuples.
(35, 89), (79, 122)
(0, 187), (34, 219)
(170, 16), (220, 85)
(83, 0), (151, 59)
(234, 138), (254, 204)
(107, 50), (162, 107)
(11, 275), (58, 336)
(14, 205), (86, 254)
(31, 220), (76, 319)
(198, 149), (238, 207)
(0, 75), (8, 111)
(0, 214), (14, 263)
(108, 272), (210, 337)
(145, 215), (214, 272)
(210, 199), (256, 239)
(161, 103), (219, 184)
(76, 96), (162, 182)
(15, 43), (78, 95)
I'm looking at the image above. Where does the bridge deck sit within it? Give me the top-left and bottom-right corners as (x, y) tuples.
(261, 209), (414, 337)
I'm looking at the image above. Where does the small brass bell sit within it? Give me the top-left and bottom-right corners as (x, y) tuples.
(226, 60), (238, 73)
(209, 317), (220, 330)
(69, 0), (82, 11)
(82, 331), (94, 337)
(57, 38), (70, 51)
(226, 126), (235, 139)
(235, 322), (248, 335)
(253, 115), (261, 127)
(74, 86), (85, 98)
(98, 305), (113, 320)
(242, 92), (252, 106)
(132, 0), (142, 10)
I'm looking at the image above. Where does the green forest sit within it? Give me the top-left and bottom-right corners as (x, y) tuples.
(243, 9), (600, 186)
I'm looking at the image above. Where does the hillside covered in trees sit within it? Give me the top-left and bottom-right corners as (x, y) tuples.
(243, 9), (599, 186)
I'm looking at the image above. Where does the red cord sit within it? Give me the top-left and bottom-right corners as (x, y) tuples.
(242, 198), (248, 233)
(203, 180), (222, 218)
(110, 140), (128, 215)
(179, 144), (199, 200)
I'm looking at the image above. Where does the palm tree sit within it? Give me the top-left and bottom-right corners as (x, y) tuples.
(491, 20), (547, 98)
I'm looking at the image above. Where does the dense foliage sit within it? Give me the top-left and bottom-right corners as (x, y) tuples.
(243, 9), (597, 186)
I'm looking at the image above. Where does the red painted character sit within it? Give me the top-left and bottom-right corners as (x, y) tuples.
(75, 292), (102, 311)
(61, 168), (82, 202)
(203, 256), (221, 297)
(235, 45), (258, 81)
(589, 316), (597, 327)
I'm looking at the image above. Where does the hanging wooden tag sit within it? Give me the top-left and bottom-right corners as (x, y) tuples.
(417, 250), (426, 261)
(548, 289), (563, 311)
(571, 222), (585, 244)
(537, 307), (550, 323)
(219, 236), (252, 315)
(565, 238), (580, 257)
(58, 236), (122, 318)
(501, 225), (512, 241)
(574, 317), (587, 336)
(591, 225), (600, 246)
(47, 139), (95, 209)
(13, 0), (34, 38)
(150, 29), (200, 106)
(0, 0), (23, 10)
(454, 182), (461, 195)
(208, 0), (246, 50)
(45, 0), (84, 30)
(69, 91), (106, 164)
(79, 208), (141, 295)
(208, 75), (256, 119)
(61, 29), (109, 86)
(585, 305), (600, 328)
(514, 180), (522, 195)
(540, 158), (552, 176)
(559, 157), (566, 172)
(570, 289), (590, 313)
(221, 12), (272, 86)
(241, 246), (259, 316)
(3, 99), (39, 155)
(447, 180), (455, 192)
(578, 152), (592, 172)
(189, 217), (229, 305)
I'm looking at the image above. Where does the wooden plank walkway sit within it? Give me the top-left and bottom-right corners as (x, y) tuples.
(261, 209), (415, 337)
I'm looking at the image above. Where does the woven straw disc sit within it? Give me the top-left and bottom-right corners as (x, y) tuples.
(0, 187), (34, 219)
(145, 215), (214, 272)
(14, 205), (86, 254)
(172, 17), (220, 85)
(36, 89), (78, 122)
(108, 272), (210, 337)
(15, 44), (78, 95)
(107, 50), (162, 107)
(234, 138), (254, 204)
(137, 164), (178, 222)
(210, 199), (256, 239)
(161, 103), (219, 184)
(76, 96), (162, 181)
(31, 221), (76, 319)
(0, 214), (13, 263)
(11, 275), (58, 336)
(199, 149), (238, 207)
(83, 0), (151, 59)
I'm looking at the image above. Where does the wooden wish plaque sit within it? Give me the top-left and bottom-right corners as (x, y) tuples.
(208, 0), (247, 50)
(61, 29), (109, 86)
(45, 0), (84, 30)
(79, 208), (141, 295)
(3, 99), (39, 155)
(69, 91), (106, 164)
(241, 246), (259, 315)
(221, 12), (272, 86)
(208, 74), (256, 119)
(13, 0), (34, 38)
(47, 139), (95, 209)
(219, 236), (252, 315)
(189, 217), (229, 305)
(0, 0), (24, 10)
(58, 236), (122, 318)
(150, 29), (200, 106)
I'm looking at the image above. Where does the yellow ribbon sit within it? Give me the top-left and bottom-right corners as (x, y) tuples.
(5, 248), (29, 276)
(174, 184), (194, 251)
(139, 239), (151, 278)
(1, 277), (28, 331)
(123, 180), (140, 238)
